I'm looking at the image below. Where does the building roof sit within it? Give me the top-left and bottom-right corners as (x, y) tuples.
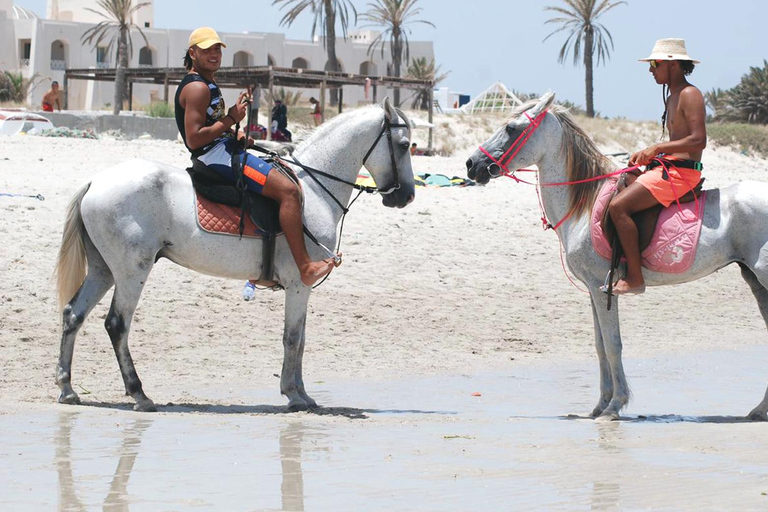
(460, 82), (523, 114)
(11, 5), (39, 19)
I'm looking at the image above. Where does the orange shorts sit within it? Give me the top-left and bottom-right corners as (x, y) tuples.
(636, 165), (701, 207)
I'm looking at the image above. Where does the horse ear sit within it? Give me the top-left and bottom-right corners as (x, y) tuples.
(528, 91), (556, 118)
(382, 96), (397, 122)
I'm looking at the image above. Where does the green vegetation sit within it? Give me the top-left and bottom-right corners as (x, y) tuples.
(405, 57), (448, 110)
(0, 70), (39, 104)
(707, 122), (768, 156)
(143, 100), (174, 118)
(707, 60), (768, 125)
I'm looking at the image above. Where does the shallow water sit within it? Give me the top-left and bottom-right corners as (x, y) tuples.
(3, 347), (768, 511)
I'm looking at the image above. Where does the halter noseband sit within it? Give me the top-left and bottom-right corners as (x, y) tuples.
(362, 116), (410, 195)
(479, 110), (548, 178)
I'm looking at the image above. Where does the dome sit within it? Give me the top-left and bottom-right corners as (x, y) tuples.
(12, 5), (40, 19)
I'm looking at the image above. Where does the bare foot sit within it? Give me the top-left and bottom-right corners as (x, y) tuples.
(300, 253), (341, 286)
(611, 279), (646, 295)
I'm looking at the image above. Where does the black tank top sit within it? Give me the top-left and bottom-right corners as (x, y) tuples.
(174, 73), (231, 158)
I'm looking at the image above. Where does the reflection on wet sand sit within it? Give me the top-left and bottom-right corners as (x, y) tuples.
(55, 412), (312, 511)
(56, 412), (152, 511)
(591, 422), (624, 511)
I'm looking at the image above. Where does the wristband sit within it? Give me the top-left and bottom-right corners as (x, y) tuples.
(225, 114), (237, 125)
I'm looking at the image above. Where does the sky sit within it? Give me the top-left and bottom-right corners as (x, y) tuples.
(14, 0), (768, 120)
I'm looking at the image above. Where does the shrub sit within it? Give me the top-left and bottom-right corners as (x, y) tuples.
(143, 101), (174, 118)
(710, 60), (768, 124)
(707, 122), (768, 156)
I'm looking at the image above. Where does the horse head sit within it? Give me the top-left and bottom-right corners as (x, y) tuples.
(466, 92), (557, 184)
(362, 97), (416, 208)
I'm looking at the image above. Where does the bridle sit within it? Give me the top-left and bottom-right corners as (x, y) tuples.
(362, 115), (410, 195)
(478, 109), (548, 178)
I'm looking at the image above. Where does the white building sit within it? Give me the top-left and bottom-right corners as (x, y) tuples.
(0, 0), (434, 110)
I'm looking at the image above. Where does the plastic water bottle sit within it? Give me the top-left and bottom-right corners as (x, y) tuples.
(242, 281), (256, 301)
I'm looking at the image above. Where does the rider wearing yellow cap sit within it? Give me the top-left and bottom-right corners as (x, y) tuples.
(174, 27), (336, 287)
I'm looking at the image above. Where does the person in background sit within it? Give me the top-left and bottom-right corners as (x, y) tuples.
(410, 142), (418, 156)
(309, 97), (322, 126)
(42, 81), (61, 112)
(271, 98), (291, 141)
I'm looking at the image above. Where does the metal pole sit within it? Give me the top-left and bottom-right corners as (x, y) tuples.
(128, 80), (133, 111)
(163, 73), (169, 102)
(267, 71), (274, 140)
(372, 83), (378, 103)
(338, 86), (343, 114)
(428, 87), (434, 155)
(63, 72), (69, 110)
(320, 81), (326, 124)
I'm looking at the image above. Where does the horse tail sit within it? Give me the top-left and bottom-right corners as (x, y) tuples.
(55, 182), (91, 311)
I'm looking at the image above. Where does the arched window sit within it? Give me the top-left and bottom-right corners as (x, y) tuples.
(139, 46), (154, 67)
(232, 51), (252, 67)
(267, 54), (276, 67)
(359, 61), (377, 76)
(50, 40), (66, 70)
(291, 57), (308, 69)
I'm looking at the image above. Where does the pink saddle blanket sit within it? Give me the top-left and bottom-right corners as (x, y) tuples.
(591, 178), (707, 274)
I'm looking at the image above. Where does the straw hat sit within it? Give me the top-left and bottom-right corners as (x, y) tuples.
(188, 27), (226, 49)
(639, 38), (699, 64)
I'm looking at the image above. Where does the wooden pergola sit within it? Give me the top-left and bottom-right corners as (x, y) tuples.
(64, 65), (435, 151)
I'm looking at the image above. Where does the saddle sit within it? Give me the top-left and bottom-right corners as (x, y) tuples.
(187, 158), (297, 287)
(600, 172), (704, 308)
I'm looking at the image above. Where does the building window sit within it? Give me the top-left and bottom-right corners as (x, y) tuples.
(96, 46), (109, 69)
(50, 40), (66, 70)
(144, 22), (150, 28)
(138, 46), (153, 67)
(267, 55), (276, 67)
(19, 39), (31, 69)
(359, 61), (377, 76)
(232, 51), (252, 67)
(291, 57), (308, 69)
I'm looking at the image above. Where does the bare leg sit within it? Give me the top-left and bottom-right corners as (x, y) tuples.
(607, 182), (660, 295)
(261, 171), (336, 287)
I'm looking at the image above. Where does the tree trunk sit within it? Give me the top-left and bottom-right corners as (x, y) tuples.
(584, 28), (595, 118)
(113, 27), (128, 115)
(324, 0), (340, 106)
(392, 32), (402, 107)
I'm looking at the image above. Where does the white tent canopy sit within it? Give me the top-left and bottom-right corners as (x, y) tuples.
(460, 82), (524, 114)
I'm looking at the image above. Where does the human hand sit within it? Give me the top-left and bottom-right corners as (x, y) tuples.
(629, 146), (659, 167)
(227, 91), (250, 123)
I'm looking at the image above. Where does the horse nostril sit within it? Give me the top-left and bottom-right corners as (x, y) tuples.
(465, 158), (473, 170)
(488, 163), (501, 177)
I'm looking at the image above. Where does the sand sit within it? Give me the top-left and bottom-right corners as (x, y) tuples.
(2, 122), (768, 508)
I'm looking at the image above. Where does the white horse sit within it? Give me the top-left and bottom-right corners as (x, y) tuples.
(55, 98), (415, 412)
(465, 92), (768, 421)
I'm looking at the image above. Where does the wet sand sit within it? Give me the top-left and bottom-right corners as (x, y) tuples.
(2, 347), (768, 510)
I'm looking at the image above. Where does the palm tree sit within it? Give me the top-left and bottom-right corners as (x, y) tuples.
(543, 0), (625, 118)
(81, 0), (150, 114)
(361, 0), (435, 107)
(272, 0), (357, 106)
(405, 57), (448, 110)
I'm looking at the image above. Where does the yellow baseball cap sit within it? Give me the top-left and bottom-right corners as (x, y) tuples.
(188, 27), (226, 49)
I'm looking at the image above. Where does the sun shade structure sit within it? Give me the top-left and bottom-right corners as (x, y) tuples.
(460, 82), (523, 114)
(63, 65), (435, 151)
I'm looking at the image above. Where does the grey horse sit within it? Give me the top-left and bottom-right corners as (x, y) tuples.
(466, 92), (768, 421)
(55, 98), (415, 412)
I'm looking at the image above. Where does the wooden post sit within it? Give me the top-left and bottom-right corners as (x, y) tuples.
(128, 80), (133, 111)
(372, 83), (378, 103)
(428, 87), (434, 155)
(338, 86), (343, 114)
(320, 81), (326, 124)
(163, 73), (169, 102)
(252, 83), (260, 135)
(267, 72), (274, 140)
(63, 72), (69, 110)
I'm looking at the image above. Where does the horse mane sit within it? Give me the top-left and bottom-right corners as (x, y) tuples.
(512, 101), (614, 218)
(295, 103), (411, 152)
(548, 105), (614, 218)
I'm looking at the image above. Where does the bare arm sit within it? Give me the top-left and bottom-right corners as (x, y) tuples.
(180, 82), (247, 151)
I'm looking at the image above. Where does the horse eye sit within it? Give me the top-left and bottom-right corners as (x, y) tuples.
(399, 141), (410, 151)
(505, 125), (517, 135)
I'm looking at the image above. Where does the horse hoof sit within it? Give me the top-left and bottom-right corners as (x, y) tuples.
(747, 409), (768, 422)
(287, 400), (309, 412)
(134, 399), (157, 413)
(595, 412), (619, 422)
(58, 392), (81, 405)
(590, 407), (604, 418)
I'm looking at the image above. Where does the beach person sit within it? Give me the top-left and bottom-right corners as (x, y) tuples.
(271, 98), (292, 141)
(410, 142), (418, 156)
(41, 81), (61, 112)
(309, 97), (322, 126)
(607, 38), (706, 295)
(175, 27), (336, 287)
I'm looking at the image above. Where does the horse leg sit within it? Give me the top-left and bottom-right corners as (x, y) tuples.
(590, 291), (631, 421)
(738, 263), (768, 421)
(589, 294), (613, 417)
(106, 265), (156, 412)
(57, 237), (114, 405)
(281, 287), (314, 411)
